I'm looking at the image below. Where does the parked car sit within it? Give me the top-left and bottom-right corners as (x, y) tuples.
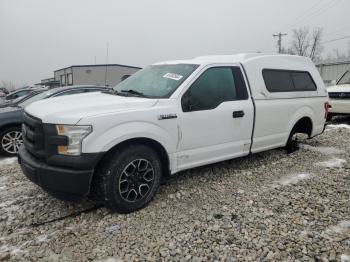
(326, 70), (350, 120)
(18, 54), (328, 213)
(4, 88), (36, 101)
(0, 89), (48, 108)
(0, 88), (9, 94)
(0, 85), (109, 156)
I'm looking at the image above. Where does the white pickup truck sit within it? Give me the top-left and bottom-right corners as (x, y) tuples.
(18, 53), (328, 213)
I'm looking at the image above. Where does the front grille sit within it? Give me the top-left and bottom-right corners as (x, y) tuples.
(23, 113), (46, 159)
(328, 92), (350, 99)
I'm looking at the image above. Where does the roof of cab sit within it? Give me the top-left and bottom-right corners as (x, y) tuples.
(153, 53), (314, 67)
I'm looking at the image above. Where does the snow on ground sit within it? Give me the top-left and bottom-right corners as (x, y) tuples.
(300, 143), (347, 168)
(0, 157), (17, 166)
(98, 258), (123, 262)
(0, 244), (24, 256)
(277, 173), (311, 186)
(300, 144), (344, 155)
(323, 221), (350, 242)
(341, 254), (350, 262)
(316, 158), (346, 168)
(327, 124), (350, 130)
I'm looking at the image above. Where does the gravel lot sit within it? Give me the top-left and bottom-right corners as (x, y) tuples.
(0, 119), (350, 262)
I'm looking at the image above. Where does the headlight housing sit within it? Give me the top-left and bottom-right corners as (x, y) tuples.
(56, 125), (92, 156)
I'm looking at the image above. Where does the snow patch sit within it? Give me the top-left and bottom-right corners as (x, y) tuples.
(327, 124), (350, 130)
(326, 221), (350, 234)
(0, 200), (15, 208)
(323, 221), (350, 241)
(341, 254), (350, 262)
(98, 258), (123, 262)
(105, 224), (121, 234)
(278, 173), (311, 186)
(316, 158), (346, 168)
(0, 157), (17, 166)
(0, 244), (24, 256)
(300, 144), (343, 155)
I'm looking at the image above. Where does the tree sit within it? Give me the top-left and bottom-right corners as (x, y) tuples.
(0, 81), (16, 92)
(323, 41), (350, 63)
(284, 27), (324, 63)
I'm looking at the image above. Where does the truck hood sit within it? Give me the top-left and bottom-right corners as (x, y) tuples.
(25, 92), (158, 124)
(326, 84), (350, 93)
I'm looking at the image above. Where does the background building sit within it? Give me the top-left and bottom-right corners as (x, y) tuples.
(54, 64), (141, 87)
(316, 61), (350, 86)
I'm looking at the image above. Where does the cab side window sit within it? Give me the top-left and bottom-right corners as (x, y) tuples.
(182, 67), (248, 112)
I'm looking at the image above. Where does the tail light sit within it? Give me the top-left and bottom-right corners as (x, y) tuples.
(324, 101), (330, 119)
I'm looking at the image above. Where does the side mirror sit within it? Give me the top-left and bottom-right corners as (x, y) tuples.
(181, 93), (192, 112)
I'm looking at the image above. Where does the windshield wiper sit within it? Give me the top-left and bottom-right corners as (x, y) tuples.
(120, 89), (147, 97)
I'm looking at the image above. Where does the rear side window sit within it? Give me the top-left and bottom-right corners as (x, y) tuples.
(263, 69), (317, 92)
(291, 72), (317, 91)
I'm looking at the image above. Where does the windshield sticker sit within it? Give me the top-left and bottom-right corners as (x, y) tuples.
(163, 73), (183, 81)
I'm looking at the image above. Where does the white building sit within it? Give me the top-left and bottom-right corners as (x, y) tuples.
(54, 64), (141, 87)
(316, 61), (350, 86)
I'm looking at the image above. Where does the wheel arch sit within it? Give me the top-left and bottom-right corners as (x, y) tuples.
(0, 122), (22, 132)
(285, 116), (313, 146)
(95, 137), (172, 178)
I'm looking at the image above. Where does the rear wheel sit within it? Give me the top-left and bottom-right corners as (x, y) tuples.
(0, 127), (23, 156)
(285, 127), (299, 153)
(92, 144), (162, 213)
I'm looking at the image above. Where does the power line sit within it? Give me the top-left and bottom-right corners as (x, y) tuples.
(279, 0), (342, 33)
(296, 0), (340, 27)
(273, 32), (288, 53)
(322, 35), (350, 44)
(279, 0), (327, 32)
(323, 25), (350, 37)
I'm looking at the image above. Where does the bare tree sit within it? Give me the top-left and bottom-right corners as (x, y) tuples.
(0, 81), (16, 92)
(309, 28), (323, 62)
(284, 27), (324, 62)
(323, 42), (350, 63)
(290, 28), (310, 56)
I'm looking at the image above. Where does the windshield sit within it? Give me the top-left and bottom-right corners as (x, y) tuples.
(113, 64), (199, 98)
(18, 90), (53, 108)
(337, 71), (350, 85)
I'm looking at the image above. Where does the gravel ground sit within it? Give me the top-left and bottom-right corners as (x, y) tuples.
(0, 119), (350, 262)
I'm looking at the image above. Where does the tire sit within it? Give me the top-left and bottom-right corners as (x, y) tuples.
(0, 126), (23, 157)
(92, 144), (162, 213)
(285, 126), (299, 153)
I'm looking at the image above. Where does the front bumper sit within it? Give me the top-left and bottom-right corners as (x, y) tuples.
(329, 99), (350, 114)
(18, 146), (95, 201)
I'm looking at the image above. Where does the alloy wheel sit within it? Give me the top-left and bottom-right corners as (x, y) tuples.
(1, 131), (23, 154)
(118, 159), (155, 202)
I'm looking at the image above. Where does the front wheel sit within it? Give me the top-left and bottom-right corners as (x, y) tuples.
(0, 127), (23, 156)
(93, 144), (162, 213)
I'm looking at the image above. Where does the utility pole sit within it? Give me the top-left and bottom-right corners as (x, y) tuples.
(273, 32), (287, 53)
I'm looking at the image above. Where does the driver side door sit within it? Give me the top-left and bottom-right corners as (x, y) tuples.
(177, 65), (254, 170)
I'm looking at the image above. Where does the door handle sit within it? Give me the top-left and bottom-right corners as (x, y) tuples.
(232, 110), (245, 118)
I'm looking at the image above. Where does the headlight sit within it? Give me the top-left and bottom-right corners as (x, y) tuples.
(56, 125), (92, 156)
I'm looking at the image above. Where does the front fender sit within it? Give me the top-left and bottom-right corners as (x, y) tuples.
(82, 121), (177, 155)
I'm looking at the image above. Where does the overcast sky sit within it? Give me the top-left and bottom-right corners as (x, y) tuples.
(1, 0), (350, 86)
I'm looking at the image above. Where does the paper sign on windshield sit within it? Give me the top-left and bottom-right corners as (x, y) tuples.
(163, 73), (183, 81)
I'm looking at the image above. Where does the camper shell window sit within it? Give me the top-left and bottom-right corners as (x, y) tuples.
(263, 69), (317, 92)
